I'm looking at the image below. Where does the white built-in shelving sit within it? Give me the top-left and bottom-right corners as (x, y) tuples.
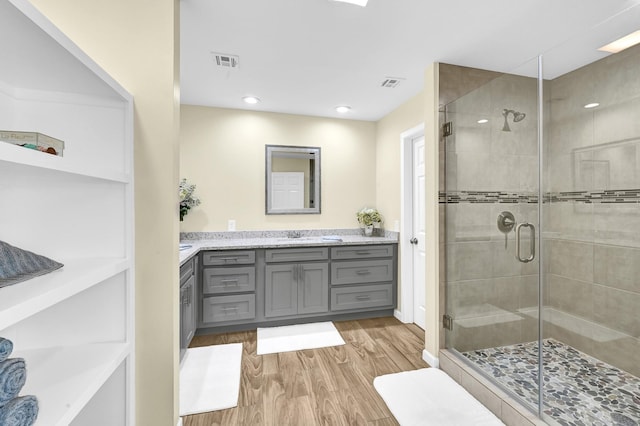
(0, 0), (134, 424)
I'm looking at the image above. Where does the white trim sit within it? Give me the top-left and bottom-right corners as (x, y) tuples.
(177, 417), (183, 426)
(422, 349), (439, 368)
(394, 309), (408, 323)
(399, 123), (425, 326)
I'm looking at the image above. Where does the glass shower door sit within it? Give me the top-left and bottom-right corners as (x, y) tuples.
(443, 58), (542, 413)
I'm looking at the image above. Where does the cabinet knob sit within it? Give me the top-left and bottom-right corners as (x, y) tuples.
(410, 237), (418, 245)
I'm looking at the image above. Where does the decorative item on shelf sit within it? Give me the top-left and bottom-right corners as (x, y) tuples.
(179, 178), (201, 222)
(356, 207), (383, 237)
(0, 338), (39, 426)
(0, 130), (64, 157)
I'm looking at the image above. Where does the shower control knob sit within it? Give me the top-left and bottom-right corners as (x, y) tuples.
(410, 238), (418, 245)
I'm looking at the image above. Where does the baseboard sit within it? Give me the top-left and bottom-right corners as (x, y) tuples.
(422, 349), (439, 368)
(394, 309), (408, 323)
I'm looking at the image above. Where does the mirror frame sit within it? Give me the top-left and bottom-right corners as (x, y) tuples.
(265, 144), (321, 215)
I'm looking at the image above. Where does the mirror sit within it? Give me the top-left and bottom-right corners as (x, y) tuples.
(266, 145), (321, 214)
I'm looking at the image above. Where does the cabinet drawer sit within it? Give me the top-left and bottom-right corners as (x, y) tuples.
(265, 247), (328, 263)
(179, 258), (194, 284)
(202, 294), (256, 323)
(330, 245), (393, 260)
(203, 267), (255, 295)
(202, 250), (255, 266)
(331, 259), (393, 285)
(331, 284), (394, 311)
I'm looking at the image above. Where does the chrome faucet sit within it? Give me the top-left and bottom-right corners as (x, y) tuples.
(287, 230), (302, 239)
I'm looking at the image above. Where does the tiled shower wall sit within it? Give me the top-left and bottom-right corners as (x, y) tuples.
(544, 43), (640, 377)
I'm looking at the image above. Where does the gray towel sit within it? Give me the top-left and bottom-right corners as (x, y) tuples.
(0, 339), (12, 362)
(0, 240), (63, 288)
(0, 395), (38, 426)
(0, 359), (26, 407)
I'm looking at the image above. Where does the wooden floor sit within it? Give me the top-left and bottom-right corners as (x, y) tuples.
(183, 316), (429, 426)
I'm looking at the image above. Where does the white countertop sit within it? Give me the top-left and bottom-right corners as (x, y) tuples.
(179, 234), (398, 265)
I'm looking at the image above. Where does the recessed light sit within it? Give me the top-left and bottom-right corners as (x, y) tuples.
(477, 119), (489, 124)
(598, 30), (640, 53)
(242, 96), (260, 104)
(336, 106), (351, 113)
(331, 0), (368, 6)
(584, 102), (600, 109)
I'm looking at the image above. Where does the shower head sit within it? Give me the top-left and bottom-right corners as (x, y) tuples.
(513, 111), (526, 122)
(501, 109), (526, 131)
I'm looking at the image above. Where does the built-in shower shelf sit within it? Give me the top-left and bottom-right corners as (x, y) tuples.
(453, 303), (524, 329)
(518, 307), (628, 342)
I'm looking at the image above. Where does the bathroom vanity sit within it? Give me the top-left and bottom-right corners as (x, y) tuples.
(179, 233), (397, 348)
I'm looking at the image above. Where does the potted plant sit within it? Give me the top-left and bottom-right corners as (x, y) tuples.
(179, 178), (201, 221)
(356, 207), (383, 236)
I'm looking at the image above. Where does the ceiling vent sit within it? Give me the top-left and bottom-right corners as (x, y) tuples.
(381, 77), (404, 88)
(211, 52), (239, 69)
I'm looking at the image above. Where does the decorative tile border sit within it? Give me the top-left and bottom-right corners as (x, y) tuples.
(440, 191), (538, 204)
(550, 189), (640, 203)
(440, 189), (640, 204)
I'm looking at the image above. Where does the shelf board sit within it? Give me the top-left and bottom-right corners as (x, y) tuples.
(0, 142), (130, 183)
(0, 257), (130, 330)
(14, 342), (130, 426)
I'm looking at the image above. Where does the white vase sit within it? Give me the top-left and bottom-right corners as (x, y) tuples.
(364, 224), (373, 236)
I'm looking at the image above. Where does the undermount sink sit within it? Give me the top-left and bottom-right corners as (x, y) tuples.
(275, 236), (343, 243)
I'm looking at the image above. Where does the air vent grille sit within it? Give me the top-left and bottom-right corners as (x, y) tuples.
(381, 77), (404, 88)
(211, 52), (239, 69)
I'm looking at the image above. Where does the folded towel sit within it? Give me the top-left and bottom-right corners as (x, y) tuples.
(0, 359), (26, 407)
(0, 339), (12, 363)
(0, 240), (64, 288)
(0, 395), (38, 426)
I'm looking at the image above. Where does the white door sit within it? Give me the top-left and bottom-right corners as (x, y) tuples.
(412, 136), (426, 329)
(271, 172), (304, 209)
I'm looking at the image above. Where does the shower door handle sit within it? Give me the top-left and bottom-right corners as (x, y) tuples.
(515, 223), (535, 263)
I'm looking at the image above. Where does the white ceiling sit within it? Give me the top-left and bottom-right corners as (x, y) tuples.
(180, 0), (640, 121)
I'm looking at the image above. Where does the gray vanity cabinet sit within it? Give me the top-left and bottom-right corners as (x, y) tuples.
(200, 250), (257, 326)
(265, 248), (329, 318)
(192, 243), (397, 334)
(330, 245), (396, 312)
(180, 257), (197, 360)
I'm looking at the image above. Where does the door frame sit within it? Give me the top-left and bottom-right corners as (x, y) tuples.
(398, 123), (425, 324)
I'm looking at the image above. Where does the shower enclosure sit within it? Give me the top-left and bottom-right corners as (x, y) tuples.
(442, 17), (640, 426)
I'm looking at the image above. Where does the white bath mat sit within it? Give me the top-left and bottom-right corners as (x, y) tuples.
(257, 321), (345, 355)
(374, 368), (505, 426)
(179, 343), (242, 416)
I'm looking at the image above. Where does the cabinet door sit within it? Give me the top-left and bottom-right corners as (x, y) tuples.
(298, 263), (329, 314)
(180, 283), (188, 360)
(180, 274), (196, 361)
(185, 276), (196, 346)
(265, 264), (297, 317)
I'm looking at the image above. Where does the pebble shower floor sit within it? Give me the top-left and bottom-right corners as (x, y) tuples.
(463, 339), (640, 426)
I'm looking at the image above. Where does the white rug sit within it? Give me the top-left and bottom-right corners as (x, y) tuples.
(374, 368), (505, 426)
(179, 343), (243, 416)
(256, 321), (345, 355)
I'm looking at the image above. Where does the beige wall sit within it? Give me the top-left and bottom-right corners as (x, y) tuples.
(424, 64), (441, 359)
(180, 105), (377, 231)
(375, 91), (425, 226)
(374, 92), (425, 316)
(30, 0), (181, 425)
